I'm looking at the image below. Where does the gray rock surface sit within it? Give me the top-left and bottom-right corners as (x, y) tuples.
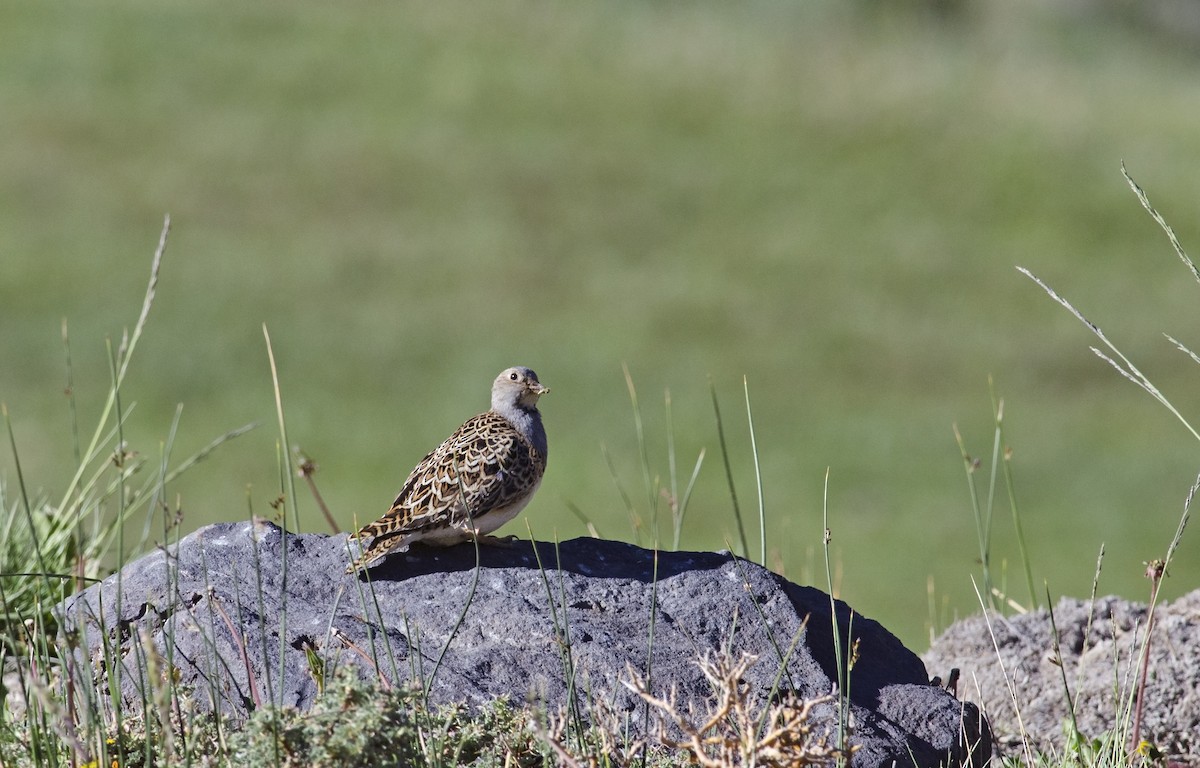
(923, 592), (1200, 763)
(58, 521), (988, 767)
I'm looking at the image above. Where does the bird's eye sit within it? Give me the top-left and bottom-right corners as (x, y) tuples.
(509, 372), (519, 381)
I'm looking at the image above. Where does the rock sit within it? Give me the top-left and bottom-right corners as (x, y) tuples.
(58, 521), (988, 767)
(923, 592), (1200, 763)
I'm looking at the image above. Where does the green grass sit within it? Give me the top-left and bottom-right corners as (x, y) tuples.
(4, 0), (1200, 651)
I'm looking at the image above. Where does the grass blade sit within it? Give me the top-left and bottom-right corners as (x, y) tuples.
(1018, 266), (1200, 443)
(622, 363), (659, 546)
(710, 378), (749, 559)
(743, 376), (766, 567)
(989, 379), (1037, 611)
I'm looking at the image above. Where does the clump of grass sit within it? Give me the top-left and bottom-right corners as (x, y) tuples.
(1, 218), (258, 768)
(598, 364), (705, 552)
(0, 218), (231, 639)
(952, 376), (1038, 617)
(538, 649), (847, 768)
(4, 668), (559, 768)
(626, 650), (845, 768)
(599, 366), (780, 569)
(229, 670), (421, 767)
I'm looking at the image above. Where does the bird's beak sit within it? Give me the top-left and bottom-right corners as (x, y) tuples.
(531, 383), (549, 396)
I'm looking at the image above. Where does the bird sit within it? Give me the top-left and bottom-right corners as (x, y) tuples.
(345, 366), (549, 574)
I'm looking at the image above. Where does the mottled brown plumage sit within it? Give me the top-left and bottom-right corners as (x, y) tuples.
(346, 367), (548, 573)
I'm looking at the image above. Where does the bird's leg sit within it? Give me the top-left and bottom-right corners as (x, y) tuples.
(470, 531), (518, 548)
(450, 517), (517, 547)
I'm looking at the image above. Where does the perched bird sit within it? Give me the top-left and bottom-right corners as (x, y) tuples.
(345, 366), (549, 574)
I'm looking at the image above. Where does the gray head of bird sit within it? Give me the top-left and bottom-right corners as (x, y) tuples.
(492, 366), (549, 412)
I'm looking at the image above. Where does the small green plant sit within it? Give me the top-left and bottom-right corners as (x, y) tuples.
(599, 365), (705, 553)
(229, 670), (423, 767)
(953, 377), (1038, 616)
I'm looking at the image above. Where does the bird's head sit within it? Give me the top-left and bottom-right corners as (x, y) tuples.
(492, 366), (549, 412)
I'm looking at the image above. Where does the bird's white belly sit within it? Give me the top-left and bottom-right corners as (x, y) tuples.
(415, 478), (541, 546)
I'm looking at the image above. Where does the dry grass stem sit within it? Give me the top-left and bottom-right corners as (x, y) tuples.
(623, 650), (847, 768)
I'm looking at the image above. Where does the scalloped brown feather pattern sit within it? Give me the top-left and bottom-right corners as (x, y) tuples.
(345, 411), (546, 573)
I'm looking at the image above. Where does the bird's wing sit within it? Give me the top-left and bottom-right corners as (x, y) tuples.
(351, 412), (543, 545)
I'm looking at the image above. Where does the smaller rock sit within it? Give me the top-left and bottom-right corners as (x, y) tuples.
(923, 592), (1200, 763)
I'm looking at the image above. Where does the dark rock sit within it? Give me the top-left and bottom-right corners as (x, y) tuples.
(58, 521), (988, 767)
(923, 593), (1200, 764)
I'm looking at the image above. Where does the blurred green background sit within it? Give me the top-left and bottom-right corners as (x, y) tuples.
(4, 0), (1200, 650)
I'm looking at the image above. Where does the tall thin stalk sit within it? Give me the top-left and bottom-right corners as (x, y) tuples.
(989, 379), (1037, 611)
(622, 364), (659, 545)
(56, 216), (170, 521)
(262, 325), (296, 712)
(743, 377), (766, 567)
(710, 379), (750, 559)
(821, 468), (849, 764)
